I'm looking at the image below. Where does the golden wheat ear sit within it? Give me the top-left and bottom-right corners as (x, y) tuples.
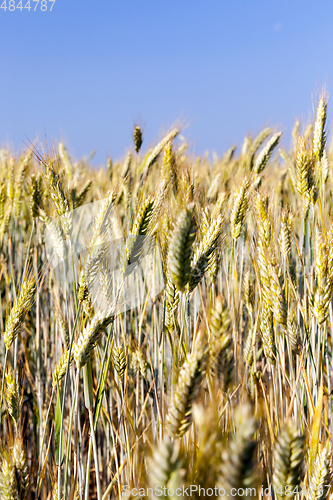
(189, 213), (223, 293)
(279, 209), (293, 260)
(125, 195), (155, 275)
(52, 348), (74, 387)
(254, 131), (282, 175)
(230, 177), (249, 241)
(308, 446), (333, 500)
(219, 404), (258, 498)
(12, 437), (29, 499)
(273, 421), (305, 500)
(112, 344), (127, 381)
(165, 337), (208, 438)
(313, 95), (327, 163)
(4, 363), (23, 431)
(3, 276), (36, 351)
(73, 308), (114, 369)
(0, 455), (19, 500)
(140, 128), (179, 185)
(259, 301), (276, 365)
(148, 437), (185, 495)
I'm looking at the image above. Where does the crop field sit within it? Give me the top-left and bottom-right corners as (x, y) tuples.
(0, 95), (333, 499)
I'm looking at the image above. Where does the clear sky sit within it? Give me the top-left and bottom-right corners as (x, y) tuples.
(0, 1), (333, 166)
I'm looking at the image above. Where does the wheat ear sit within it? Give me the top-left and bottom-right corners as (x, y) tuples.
(166, 338), (207, 438)
(52, 349), (74, 386)
(219, 404), (258, 498)
(259, 301), (276, 365)
(73, 308), (114, 369)
(44, 161), (72, 236)
(254, 131), (282, 174)
(308, 447), (333, 500)
(12, 437), (29, 499)
(0, 457), (18, 500)
(112, 345), (127, 381)
(3, 277), (36, 350)
(189, 214), (223, 292)
(313, 95), (327, 162)
(0, 183), (6, 221)
(273, 421), (304, 499)
(133, 125), (143, 153)
(168, 204), (196, 292)
(140, 128), (179, 184)
(248, 127), (272, 169)
(4, 365), (21, 430)
(230, 178), (249, 240)
(148, 437), (185, 498)
(125, 195), (154, 275)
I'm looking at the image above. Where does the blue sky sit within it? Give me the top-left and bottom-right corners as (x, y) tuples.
(0, 1), (332, 166)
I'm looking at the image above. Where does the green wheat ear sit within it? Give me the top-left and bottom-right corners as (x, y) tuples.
(168, 204), (196, 293)
(133, 125), (143, 153)
(29, 174), (43, 218)
(123, 195), (155, 279)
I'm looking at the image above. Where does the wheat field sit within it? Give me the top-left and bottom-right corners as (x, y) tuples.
(0, 96), (332, 499)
